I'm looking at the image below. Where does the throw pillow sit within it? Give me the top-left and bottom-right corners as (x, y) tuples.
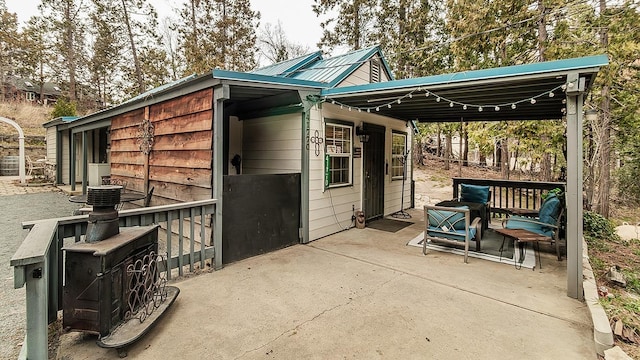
(460, 184), (490, 204)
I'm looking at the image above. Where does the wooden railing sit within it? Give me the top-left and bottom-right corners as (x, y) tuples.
(452, 177), (566, 217)
(11, 199), (217, 360)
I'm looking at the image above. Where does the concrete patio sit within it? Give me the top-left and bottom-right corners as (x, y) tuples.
(57, 208), (596, 359)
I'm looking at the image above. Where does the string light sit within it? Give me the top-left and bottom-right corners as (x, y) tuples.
(324, 83), (568, 114)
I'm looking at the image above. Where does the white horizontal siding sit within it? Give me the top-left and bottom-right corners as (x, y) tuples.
(307, 104), (413, 241)
(338, 64), (371, 87)
(46, 127), (56, 163)
(243, 114), (302, 175)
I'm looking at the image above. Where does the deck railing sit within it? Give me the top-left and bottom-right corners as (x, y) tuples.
(452, 177), (566, 217)
(11, 199), (217, 360)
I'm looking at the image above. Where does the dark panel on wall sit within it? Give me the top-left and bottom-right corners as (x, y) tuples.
(222, 173), (301, 264)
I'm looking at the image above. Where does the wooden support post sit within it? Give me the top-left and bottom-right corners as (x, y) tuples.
(25, 261), (48, 360)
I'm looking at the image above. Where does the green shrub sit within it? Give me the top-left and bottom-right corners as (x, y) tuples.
(51, 98), (77, 119)
(584, 210), (619, 241)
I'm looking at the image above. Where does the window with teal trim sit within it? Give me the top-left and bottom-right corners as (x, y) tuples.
(325, 123), (352, 188)
(392, 132), (407, 180)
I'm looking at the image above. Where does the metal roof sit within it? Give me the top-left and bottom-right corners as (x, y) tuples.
(321, 54), (608, 122)
(251, 52), (323, 77)
(289, 46), (393, 87)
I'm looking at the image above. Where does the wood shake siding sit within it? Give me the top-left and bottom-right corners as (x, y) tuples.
(110, 88), (214, 204)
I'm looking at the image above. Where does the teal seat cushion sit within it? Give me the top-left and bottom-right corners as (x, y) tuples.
(460, 184), (490, 204)
(504, 216), (554, 237)
(428, 206), (469, 230)
(427, 226), (477, 243)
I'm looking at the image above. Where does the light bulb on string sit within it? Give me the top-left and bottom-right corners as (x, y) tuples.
(478, 106), (483, 112)
(387, 104), (392, 109)
(425, 92), (429, 97)
(408, 93), (413, 99)
(397, 99), (401, 104)
(331, 100), (335, 104)
(463, 104), (468, 110)
(511, 104), (517, 110)
(367, 108), (370, 113)
(376, 107), (380, 111)
(348, 107), (352, 111)
(436, 97), (441, 102)
(494, 106), (500, 111)
(530, 98), (536, 104)
(340, 104), (343, 109)
(549, 92), (554, 98)
(358, 108), (361, 112)
(449, 102), (454, 107)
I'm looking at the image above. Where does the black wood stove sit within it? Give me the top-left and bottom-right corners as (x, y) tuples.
(62, 186), (178, 351)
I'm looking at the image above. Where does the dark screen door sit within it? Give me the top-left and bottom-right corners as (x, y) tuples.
(363, 124), (385, 221)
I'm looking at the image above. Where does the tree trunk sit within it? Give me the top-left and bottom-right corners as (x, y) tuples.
(63, 3), (77, 102)
(121, 0), (144, 94)
(495, 140), (501, 168)
(436, 126), (442, 158)
(462, 122), (469, 166)
(501, 141), (510, 179)
(444, 134), (452, 170)
(597, 0), (610, 217)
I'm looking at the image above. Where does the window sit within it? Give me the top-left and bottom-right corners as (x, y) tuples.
(324, 123), (353, 188)
(392, 132), (407, 180)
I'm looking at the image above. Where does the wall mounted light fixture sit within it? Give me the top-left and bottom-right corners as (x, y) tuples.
(356, 123), (369, 143)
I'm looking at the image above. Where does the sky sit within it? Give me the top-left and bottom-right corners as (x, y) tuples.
(5, 0), (329, 53)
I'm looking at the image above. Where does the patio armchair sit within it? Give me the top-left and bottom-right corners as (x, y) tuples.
(439, 183), (491, 236)
(502, 192), (564, 260)
(424, 205), (481, 263)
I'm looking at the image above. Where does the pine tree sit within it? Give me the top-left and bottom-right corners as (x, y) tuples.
(313, 0), (378, 53)
(40, 0), (88, 102)
(175, 0), (259, 75)
(0, 0), (19, 101)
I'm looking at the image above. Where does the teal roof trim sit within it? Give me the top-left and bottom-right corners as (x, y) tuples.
(212, 69), (326, 88)
(321, 54), (609, 96)
(251, 51), (323, 77)
(291, 45), (393, 88)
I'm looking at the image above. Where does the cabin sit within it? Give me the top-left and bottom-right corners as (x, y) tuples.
(46, 46), (607, 298)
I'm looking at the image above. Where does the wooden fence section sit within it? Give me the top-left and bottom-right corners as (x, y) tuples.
(12, 200), (216, 360)
(452, 177), (566, 217)
(110, 88), (214, 205)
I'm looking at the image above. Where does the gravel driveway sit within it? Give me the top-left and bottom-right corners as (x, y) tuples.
(0, 188), (80, 359)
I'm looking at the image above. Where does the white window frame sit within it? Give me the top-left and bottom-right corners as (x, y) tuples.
(391, 132), (407, 180)
(324, 122), (353, 189)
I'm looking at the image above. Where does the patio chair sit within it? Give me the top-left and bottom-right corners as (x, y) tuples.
(439, 183), (491, 236)
(502, 192), (564, 260)
(424, 205), (481, 263)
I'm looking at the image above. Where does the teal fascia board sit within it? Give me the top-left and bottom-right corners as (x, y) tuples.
(212, 69), (326, 89)
(321, 54), (609, 97)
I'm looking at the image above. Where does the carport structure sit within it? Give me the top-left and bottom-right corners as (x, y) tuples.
(321, 54), (609, 299)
